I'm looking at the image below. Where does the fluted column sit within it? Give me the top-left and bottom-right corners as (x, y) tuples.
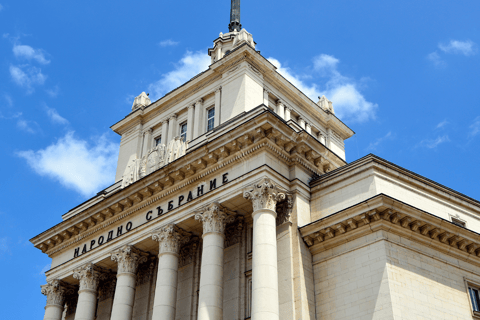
(187, 105), (195, 142)
(195, 202), (235, 320)
(276, 100), (285, 119)
(41, 280), (69, 320)
(244, 178), (286, 320)
(151, 224), (191, 320)
(110, 245), (148, 320)
(73, 264), (106, 320)
(194, 99), (204, 138)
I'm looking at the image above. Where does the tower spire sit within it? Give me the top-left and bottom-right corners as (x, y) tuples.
(228, 0), (242, 32)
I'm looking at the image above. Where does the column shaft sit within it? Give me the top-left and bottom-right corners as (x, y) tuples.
(167, 115), (177, 145)
(194, 99), (204, 138)
(74, 289), (97, 320)
(187, 106), (195, 142)
(73, 264), (105, 320)
(277, 102), (285, 119)
(44, 305), (64, 320)
(263, 89), (269, 107)
(41, 280), (68, 320)
(214, 88), (221, 127)
(152, 253), (179, 320)
(161, 120), (168, 145)
(285, 107), (291, 121)
(110, 273), (137, 320)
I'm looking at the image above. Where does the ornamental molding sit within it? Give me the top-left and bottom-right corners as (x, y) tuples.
(195, 202), (236, 235)
(243, 178), (286, 212)
(36, 115), (339, 257)
(276, 193), (294, 226)
(73, 263), (108, 292)
(111, 245), (149, 275)
(41, 279), (73, 307)
(152, 224), (191, 255)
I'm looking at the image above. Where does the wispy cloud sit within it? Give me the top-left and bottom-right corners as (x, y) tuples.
(0, 238), (9, 257)
(427, 52), (446, 67)
(148, 50), (210, 99)
(436, 120), (449, 129)
(17, 119), (39, 134)
(159, 39), (179, 47)
(17, 132), (119, 197)
(13, 44), (50, 64)
(0, 4), (3, 12)
(367, 132), (393, 151)
(46, 85), (60, 98)
(268, 54), (378, 123)
(439, 40), (477, 56)
(39, 264), (51, 275)
(3, 94), (13, 107)
(9, 65), (47, 93)
(470, 116), (480, 137)
(44, 105), (68, 125)
(418, 135), (450, 149)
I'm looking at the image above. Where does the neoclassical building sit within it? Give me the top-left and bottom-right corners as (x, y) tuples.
(32, 2), (480, 320)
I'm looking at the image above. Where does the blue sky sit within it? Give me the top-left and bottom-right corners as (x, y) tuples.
(0, 0), (479, 318)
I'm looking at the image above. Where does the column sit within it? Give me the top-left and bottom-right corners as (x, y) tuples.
(194, 99), (204, 138)
(151, 224), (191, 320)
(306, 123), (312, 134)
(41, 280), (69, 320)
(214, 87), (221, 127)
(276, 100), (285, 119)
(298, 117), (306, 130)
(187, 105), (195, 142)
(194, 202), (235, 320)
(73, 263), (105, 320)
(161, 120), (168, 145)
(167, 114), (177, 145)
(285, 107), (291, 121)
(243, 178), (286, 320)
(142, 128), (153, 156)
(263, 88), (269, 107)
(110, 245), (148, 320)
(326, 127), (332, 149)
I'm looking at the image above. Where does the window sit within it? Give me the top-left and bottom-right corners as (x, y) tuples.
(180, 123), (187, 142)
(452, 217), (466, 228)
(207, 108), (215, 132)
(155, 136), (161, 146)
(469, 285), (480, 313)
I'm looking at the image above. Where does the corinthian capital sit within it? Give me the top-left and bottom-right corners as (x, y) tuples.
(73, 263), (107, 292)
(41, 279), (71, 307)
(111, 245), (148, 275)
(195, 202), (235, 236)
(152, 224), (191, 256)
(243, 178), (286, 212)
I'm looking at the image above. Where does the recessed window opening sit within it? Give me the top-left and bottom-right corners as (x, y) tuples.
(155, 136), (162, 146)
(180, 123), (187, 142)
(469, 285), (480, 312)
(207, 108), (215, 132)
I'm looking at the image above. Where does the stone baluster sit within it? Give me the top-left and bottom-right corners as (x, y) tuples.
(73, 263), (106, 320)
(244, 178), (286, 320)
(110, 245), (148, 320)
(151, 224), (191, 320)
(41, 280), (69, 320)
(187, 105), (195, 142)
(195, 202), (235, 320)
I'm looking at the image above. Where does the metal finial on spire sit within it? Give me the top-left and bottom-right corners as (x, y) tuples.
(228, 0), (242, 32)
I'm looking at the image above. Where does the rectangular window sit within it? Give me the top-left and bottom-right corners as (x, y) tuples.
(469, 286), (480, 312)
(207, 108), (215, 132)
(180, 123), (187, 142)
(452, 217), (466, 228)
(155, 136), (161, 146)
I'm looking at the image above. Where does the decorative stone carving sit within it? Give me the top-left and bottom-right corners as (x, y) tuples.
(276, 194), (294, 226)
(179, 237), (199, 268)
(73, 263), (107, 292)
(317, 95), (335, 114)
(98, 273), (116, 301)
(136, 257), (157, 286)
(111, 245), (149, 275)
(195, 202), (236, 235)
(122, 137), (188, 188)
(41, 279), (71, 306)
(132, 92), (151, 111)
(225, 216), (244, 247)
(243, 178), (286, 212)
(64, 290), (78, 316)
(152, 224), (191, 255)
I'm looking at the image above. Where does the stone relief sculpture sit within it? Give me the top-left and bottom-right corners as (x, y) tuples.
(121, 136), (188, 188)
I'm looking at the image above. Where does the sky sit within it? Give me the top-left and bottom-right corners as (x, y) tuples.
(0, 0), (479, 318)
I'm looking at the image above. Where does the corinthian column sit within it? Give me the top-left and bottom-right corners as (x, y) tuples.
(151, 224), (191, 320)
(195, 202), (235, 320)
(244, 178), (285, 320)
(41, 280), (69, 320)
(73, 263), (106, 320)
(110, 245), (148, 320)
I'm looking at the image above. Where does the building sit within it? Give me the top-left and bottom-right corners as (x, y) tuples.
(32, 2), (480, 320)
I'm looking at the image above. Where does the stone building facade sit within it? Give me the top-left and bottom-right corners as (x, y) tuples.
(32, 4), (480, 320)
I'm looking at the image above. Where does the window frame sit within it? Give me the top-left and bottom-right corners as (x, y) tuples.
(206, 107), (215, 132)
(179, 122), (187, 142)
(465, 278), (480, 319)
(154, 136), (162, 147)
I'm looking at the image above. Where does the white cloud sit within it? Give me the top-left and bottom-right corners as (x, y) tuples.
(45, 105), (68, 125)
(148, 50), (210, 100)
(439, 40), (477, 56)
(427, 52), (446, 67)
(0, 4), (3, 12)
(46, 85), (60, 98)
(3, 94), (13, 107)
(418, 135), (450, 149)
(470, 116), (480, 137)
(268, 54), (377, 123)
(17, 132), (119, 197)
(17, 119), (38, 134)
(39, 264), (51, 275)
(436, 120), (449, 129)
(159, 39), (179, 47)
(367, 131), (393, 151)
(13, 44), (50, 64)
(9, 65), (47, 93)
